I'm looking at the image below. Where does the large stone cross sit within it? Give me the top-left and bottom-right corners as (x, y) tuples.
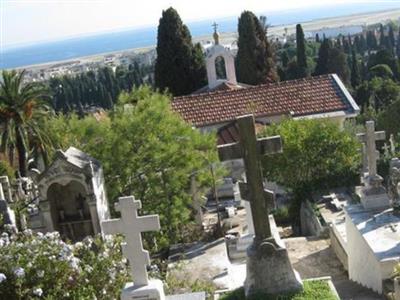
(218, 115), (282, 241)
(357, 120), (385, 178)
(102, 196), (160, 286)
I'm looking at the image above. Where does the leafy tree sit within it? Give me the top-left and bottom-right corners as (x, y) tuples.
(367, 49), (399, 79)
(356, 77), (400, 110)
(154, 7), (205, 96)
(261, 119), (359, 223)
(47, 87), (218, 249)
(350, 48), (361, 88)
(0, 70), (52, 176)
(314, 38), (330, 76)
(378, 97), (400, 137)
(369, 64), (394, 79)
(296, 24), (308, 78)
(236, 11), (278, 84)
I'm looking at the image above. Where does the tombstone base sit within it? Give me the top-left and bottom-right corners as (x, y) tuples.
(244, 237), (302, 297)
(356, 184), (390, 211)
(121, 279), (165, 300)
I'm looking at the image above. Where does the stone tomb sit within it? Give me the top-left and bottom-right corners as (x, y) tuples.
(30, 147), (110, 241)
(345, 121), (400, 294)
(218, 114), (302, 296)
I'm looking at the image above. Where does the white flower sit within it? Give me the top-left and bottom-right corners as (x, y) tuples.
(14, 267), (25, 278)
(33, 287), (43, 297)
(23, 229), (33, 236)
(69, 257), (80, 270)
(37, 270), (44, 278)
(0, 273), (6, 283)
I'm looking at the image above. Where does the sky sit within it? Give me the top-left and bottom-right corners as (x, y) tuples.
(0, 0), (397, 48)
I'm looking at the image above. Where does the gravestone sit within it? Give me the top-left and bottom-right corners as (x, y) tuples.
(102, 196), (166, 300)
(218, 114), (302, 297)
(356, 121), (390, 210)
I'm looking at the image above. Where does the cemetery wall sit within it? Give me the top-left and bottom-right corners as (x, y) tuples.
(346, 212), (383, 293)
(300, 200), (327, 236)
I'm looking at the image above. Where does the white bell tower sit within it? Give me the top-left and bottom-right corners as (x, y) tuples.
(206, 23), (237, 89)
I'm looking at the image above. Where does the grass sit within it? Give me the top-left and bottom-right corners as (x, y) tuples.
(219, 280), (337, 300)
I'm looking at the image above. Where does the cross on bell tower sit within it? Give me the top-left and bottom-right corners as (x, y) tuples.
(212, 22), (219, 45)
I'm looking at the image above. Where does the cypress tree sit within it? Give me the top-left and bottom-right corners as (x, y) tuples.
(367, 30), (378, 50)
(155, 7), (203, 96)
(327, 47), (350, 84)
(296, 24), (308, 78)
(350, 48), (361, 88)
(389, 25), (395, 49)
(396, 28), (400, 58)
(315, 33), (320, 43)
(379, 24), (385, 48)
(190, 42), (207, 89)
(360, 34), (367, 53)
(236, 11), (278, 85)
(314, 38), (330, 76)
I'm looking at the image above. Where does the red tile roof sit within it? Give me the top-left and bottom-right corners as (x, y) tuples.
(172, 74), (358, 127)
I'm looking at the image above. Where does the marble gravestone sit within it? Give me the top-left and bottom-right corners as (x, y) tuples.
(102, 196), (165, 300)
(356, 121), (390, 210)
(218, 114), (302, 297)
(30, 147), (110, 241)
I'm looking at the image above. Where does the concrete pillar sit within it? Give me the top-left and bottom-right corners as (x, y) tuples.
(88, 196), (100, 234)
(39, 200), (54, 231)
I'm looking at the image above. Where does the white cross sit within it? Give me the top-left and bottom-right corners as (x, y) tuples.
(102, 196), (160, 286)
(357, 121), (385, 177)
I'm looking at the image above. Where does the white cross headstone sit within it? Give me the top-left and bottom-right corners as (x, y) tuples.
(102, 196), (160, 287)
(357, 121), (385, 182)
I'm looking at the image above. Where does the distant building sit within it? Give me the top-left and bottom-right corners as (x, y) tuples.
(308, 25), (364, 40)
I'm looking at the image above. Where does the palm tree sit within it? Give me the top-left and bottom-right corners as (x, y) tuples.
(0, 70), (52, 176)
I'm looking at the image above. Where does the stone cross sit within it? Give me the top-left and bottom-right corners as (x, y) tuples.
(218, 115), (282, 241)
(102, 196), (160, 286)
(357, 121), (385, 178)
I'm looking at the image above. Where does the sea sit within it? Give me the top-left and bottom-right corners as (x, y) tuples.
(1, 2), (400, 70)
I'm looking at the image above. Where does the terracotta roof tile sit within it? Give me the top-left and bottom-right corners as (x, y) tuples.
(172, 74), (356, 127)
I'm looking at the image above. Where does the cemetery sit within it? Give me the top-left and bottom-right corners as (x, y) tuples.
(3, 7), (400, 300)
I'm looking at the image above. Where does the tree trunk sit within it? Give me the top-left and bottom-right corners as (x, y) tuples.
(15, 128), (27, 177)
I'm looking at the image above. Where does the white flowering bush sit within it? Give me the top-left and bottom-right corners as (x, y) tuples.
(0, 229), (130, 299)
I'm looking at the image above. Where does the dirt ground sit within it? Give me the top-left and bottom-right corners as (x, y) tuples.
(168, 236), (384, 299)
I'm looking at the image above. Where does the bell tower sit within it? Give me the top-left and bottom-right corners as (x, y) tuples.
(206, 23), (237, 89)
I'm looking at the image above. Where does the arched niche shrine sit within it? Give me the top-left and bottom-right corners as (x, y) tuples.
(29, 147), (110, 241)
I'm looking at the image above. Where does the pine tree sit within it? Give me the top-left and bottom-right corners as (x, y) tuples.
(236, 10), (278, 85)
(296, 24), (308, 78)
(350, 48), (361, 88)
(314, 38), (330, 76)
(154, 7), (203, 96)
